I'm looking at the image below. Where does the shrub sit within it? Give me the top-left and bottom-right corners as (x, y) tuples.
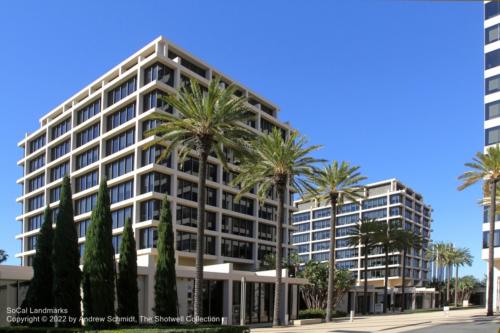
(298, 309), (346, 319)
(298, 308), (325, 319)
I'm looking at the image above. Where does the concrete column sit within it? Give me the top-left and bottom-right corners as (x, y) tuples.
(411, 293), (416, 310)
(240, 277), (246, 326)
(223, 279), (233, 325)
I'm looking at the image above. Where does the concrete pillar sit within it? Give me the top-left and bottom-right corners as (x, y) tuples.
(223, 280), (233, 325)
(282, 282), (288, 325)
(240, 277), (246, 326)
(411, 293), (416, 310)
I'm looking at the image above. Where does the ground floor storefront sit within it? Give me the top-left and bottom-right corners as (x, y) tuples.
(0, 257), (304, 326)
(333, 286), (437, 314)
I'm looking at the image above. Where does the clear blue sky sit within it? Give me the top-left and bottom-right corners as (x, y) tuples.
(0, 0), (484, 277)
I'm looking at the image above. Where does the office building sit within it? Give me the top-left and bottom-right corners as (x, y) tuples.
(292, 179), (434, 312)
(5, 36), (303, 325)
(483, 0), (500, 313)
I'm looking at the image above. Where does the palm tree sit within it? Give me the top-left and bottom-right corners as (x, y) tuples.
(449, 247), (473, 306)
(394, 229), (422, 312)
(303, 161), (366, 321)
(347, 218), (379, 314)
(426, 242), (452, 306)
(0, 250), (7, 264)
(374, 221), (404, 313)
(232, 128), (321, 326)
(458, 145), (500, 316)
(145, 77), (254, 319)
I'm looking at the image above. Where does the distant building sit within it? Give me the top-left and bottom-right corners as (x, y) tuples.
(292, 179), (435, 312)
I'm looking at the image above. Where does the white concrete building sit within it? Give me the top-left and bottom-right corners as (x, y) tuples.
(8, 36), (304, 325)
(291, 179), (435, 312)
(483, 0), (500, 313)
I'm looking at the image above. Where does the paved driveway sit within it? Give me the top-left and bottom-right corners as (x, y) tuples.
(250, 308), (500, 333)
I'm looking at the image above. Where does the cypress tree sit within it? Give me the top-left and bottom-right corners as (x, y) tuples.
(53, 175), (81, 327)
(82, 179), (115, 328)
(117, 217), (139, 325)
(23, 206), (54, 327)
(154, 196), (178, 321)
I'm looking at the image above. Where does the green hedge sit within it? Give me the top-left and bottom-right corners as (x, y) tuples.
(0, 326), (249, 333)
(298, 309), (347, 319)
(298, 308), (325, 319)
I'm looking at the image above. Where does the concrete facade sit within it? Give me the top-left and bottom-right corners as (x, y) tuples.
(12, 36), (301, 325)
(484, 0), (500, 313)
(292, 179), (435, 312)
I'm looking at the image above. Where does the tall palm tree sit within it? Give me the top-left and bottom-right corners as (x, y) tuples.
(426, 242), (452, 306)
(145, 77), (254, 319)
(303, 161), (366, 321)
(374, 222), (404, 313)
(394, 229), (422, 312)
(449, 247), (473, 306)
(347, 218), (379, 315)
(232, 128), (321, 326)
(458, 144), (500, 316)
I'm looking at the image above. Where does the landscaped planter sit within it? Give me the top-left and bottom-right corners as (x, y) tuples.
(293, 318), (323, 326)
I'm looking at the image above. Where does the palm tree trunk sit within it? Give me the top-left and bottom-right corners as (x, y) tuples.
(454, 265), (459, 306)
(364, 242), (369, 314)
(383, 245), (389, 313)
(487, 179), (496, 316)
(401, 248), (407, 312)
(272, 183), (286, 326)
(326, 197), (337, 322)
(446, 265), (451, 306)
(193, 150), (208, 321)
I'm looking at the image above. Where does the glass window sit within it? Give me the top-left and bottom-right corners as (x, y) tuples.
(486, 24), (500, 45)
(222, 191), (254, 215)
(292, 212), (310, 223)
(51, 118), (71, 140)
(109, 180), (134, 204)
(176, 204), (216, 230)
(107, 77), (137, 107)
(111, 206), (132, 229)
(77, 219), (90, 238)
(486, 49), (500, 70)
(107, 103), (135, 131)
(28, 174), (45, 192)
(29, 135), (46, 153)
(486, 1), (500, 20)
(50, 140), (70, 161)
(139, 199), (161, 221)
(29, 155), (45, 173)
(77, 99), (101, 125)
(75, 194), (97, 215)
(49, 162), (69, 182)
(105, 154), (134, 179)
(75, 170), (99, 193)
(141, 145), (171, 167)
(222, 215), (253, 237)
(221, 238), (252, 259)
(143, 90), (172, 113)
(177, 231), (216, 255)
(486, 100), (500, 120)
(139, 227), (157, 249)
(144, 63), (174, 86)
(486, 126), (500, 146)
(106, 129), (135, 155)
(486, 74), (500, 95)
(75, 146), (99, 170)
(141, 172), (171, 194)
(76, 123), (100, 147)
(258, 223), (276, 242)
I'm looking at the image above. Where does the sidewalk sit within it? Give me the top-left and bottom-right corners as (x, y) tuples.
(250, 308), (497, 333)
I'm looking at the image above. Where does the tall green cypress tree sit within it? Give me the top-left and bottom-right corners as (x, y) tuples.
(82, 179), (115, 328)
(53, 175), (81, 327)
(23, 206), (54, 327)
(154, 196), (178, 321)
(117, 217), (139, 325)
